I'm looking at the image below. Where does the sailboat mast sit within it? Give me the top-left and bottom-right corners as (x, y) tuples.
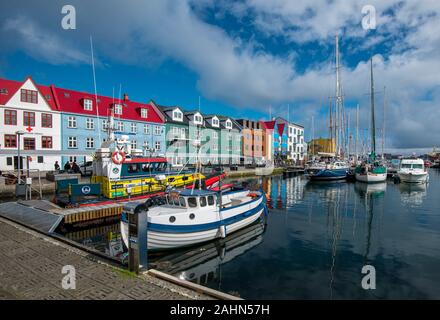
(382, 86), (386, 159)
(355, 104), (359, 161)
(370, 58), (376, 154)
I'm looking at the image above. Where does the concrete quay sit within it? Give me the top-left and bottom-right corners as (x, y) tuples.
(0, 217), (216, 300)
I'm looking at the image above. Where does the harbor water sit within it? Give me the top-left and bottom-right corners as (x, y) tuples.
(60, 169), (440, 299)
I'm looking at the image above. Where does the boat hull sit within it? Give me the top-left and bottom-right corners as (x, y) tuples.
(355, 172), (387, 183)
(121, 194), (266, 251)
(308, 168), (348, 181)
(398, 172), (428, 184)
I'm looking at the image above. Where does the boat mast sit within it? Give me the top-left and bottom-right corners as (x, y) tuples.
(370, 58), (376, 155)
(335, 35), (344, 159)
(382, 86), (386, 160)
(355, 104), (359, 161)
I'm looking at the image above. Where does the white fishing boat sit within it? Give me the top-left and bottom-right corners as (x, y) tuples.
(120, 188), (267, 251)
(397, 159), (429, 184)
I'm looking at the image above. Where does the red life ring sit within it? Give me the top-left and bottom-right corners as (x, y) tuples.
(111, 151), (126, 164)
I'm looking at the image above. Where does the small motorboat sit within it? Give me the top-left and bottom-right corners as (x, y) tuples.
(120, 188), (268, 251)
(397, 158), (429, 184)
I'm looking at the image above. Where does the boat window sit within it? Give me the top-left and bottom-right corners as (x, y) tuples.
(179, 197), (186, 207)
(401, 164), (412, 169)
(141, 164), (150, 172)
(200, 196), (207, 207)
(413, 164), (423, 169)
(188, 197), (198, 208)
(207, 195), (215, 206)
(128, 164), (139, 173)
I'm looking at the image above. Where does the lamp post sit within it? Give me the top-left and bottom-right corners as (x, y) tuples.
(15, 131), (26, 184)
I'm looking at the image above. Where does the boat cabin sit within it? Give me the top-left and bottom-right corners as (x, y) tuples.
(166, 189), (217, 209)
(400, 159), (425, 170)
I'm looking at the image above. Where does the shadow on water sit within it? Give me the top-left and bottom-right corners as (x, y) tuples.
(59, 170), (440, 299)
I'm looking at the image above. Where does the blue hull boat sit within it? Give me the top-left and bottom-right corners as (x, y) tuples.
(308, 167), (348, 181)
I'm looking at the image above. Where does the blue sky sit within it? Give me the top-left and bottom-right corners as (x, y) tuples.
(0, 0), (439, 153)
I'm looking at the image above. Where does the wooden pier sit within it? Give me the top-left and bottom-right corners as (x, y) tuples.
(283, 167), (305, 178)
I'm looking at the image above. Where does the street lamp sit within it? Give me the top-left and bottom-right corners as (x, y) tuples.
(15, 131), (26, 185)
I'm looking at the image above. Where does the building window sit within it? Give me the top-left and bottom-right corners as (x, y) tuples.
(6, 157), (12, 166)
(86, 118), (94, 130)
(68, 116), (77, 128)
(194, 114), (203, 124)
(86, 137), (94, 149)
(23, 111), (35, 127)
(41, 113), (52, 128)
(212, 144), (218, 151)
(68, 137), (77, 148)
(131, 140), (137, 149)
(38, 156), (44, 163)
(141, 108), (148, 118)
(131, 123), (137, 133)
(180, 128), (185, 139)
(41, 136), (53, 149)
(23, 138), (35, 150)
(213, 131), (218, 139)
(155, 126), (161, 135)
(84, 99), (93, 111)
(225, 120), (232, 129)
(117, 122), (124, 132)
(4, 134), (17, 148)
(144, 124), (150, 134)
(102, 120), (108, 131)
(212, 118), (219, 127)
(69, 156), (77, 163)
(172, 110), (182, 121)
(20, 89), (38, 104)
(114, 104), (122, 115)
(144, 141), (150, 150)
(4, 110), (17, 125)
(155, 141), (161, 150)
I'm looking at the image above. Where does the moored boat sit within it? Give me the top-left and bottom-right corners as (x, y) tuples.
(397, 158), (429, 184)
(120, 188), (268, 251)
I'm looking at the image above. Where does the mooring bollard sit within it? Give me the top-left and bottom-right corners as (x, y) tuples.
(124, 202), (148, 274)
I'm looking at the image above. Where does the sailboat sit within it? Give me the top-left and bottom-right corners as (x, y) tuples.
(307, 35), (349, 181)
(355, 58), (387, 183)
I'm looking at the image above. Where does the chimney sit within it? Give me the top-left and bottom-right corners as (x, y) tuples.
(123, 93), (129, 101)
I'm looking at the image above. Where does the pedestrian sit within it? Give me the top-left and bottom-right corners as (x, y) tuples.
(72, 162), (80, 174)
(54, 161), (60, 171)
(64, 161), (71, 172)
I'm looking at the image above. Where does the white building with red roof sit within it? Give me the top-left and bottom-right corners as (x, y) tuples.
(0, 76), (62, 172)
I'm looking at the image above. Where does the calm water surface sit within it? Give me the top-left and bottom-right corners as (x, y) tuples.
(61, 169), (440, 299)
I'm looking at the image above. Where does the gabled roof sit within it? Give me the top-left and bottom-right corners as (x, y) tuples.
(0, 77), (59, 111)
(156, 105), (189, 125)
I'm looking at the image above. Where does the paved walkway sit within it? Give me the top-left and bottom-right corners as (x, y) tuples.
(0, 218), (212, 300)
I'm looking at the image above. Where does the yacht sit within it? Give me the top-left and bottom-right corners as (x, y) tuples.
(397, 158), (429, 184)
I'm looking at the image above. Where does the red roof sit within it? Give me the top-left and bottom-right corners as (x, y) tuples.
(0, 77), (58, 110)
(0, 76), (164, 123)
(53, 86), (164, 123)
(260, 120), (276, 131)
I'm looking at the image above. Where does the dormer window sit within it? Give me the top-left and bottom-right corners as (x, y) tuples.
(172, 109), (183, 121)
(212, 117), (219, 127)
(64, 92), (70, 98)
(225, 119), (232, 129)
(0, 88), (8, 95)
(194, 113), (203, 124)
(114, 104), (122, 115)
(141, 108), (148, 118)
(84, 99), (93, 111)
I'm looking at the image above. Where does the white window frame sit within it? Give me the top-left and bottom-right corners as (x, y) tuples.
(86, 118), (94, 130)
(102, 120), (108, 131)
(194, 113), (203, 125)
(131, 140), (137, 149)
(84, 99), (93, 111)
(213, 131), (218, 139)
(144, 124), (150, 134)
(225, 119), (232, 129)
(68, 116), (77, 128)
(131, 122), (137, 133)
(86, 137), (94, 149)
(212, 117), (219, 128)
(141, 108), (148, 118)
(172, 109), (183, 121)
(155, 141), (161, 151)
(117, 122), (124, 132)
(68, 136), (77, 148)
(155, 126), (161, 135)
(114, 104), (122, 115)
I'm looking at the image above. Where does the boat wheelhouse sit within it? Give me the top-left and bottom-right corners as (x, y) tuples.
(397, 158), (429, 184)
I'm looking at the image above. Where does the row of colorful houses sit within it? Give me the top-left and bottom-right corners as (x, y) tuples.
(0, 76), (306, 172)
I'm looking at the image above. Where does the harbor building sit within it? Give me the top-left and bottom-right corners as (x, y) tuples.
(202, 114), (222, 165)
(56, 90), (166, 167)
(236, 119), (265, 165)
(308, 138), (336, 156)
(218, 116), (242, 165)
(0, 77), (62, 172)
(287, 122), (306, 164)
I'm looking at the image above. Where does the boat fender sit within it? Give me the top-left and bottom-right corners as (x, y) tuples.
(218, 225), (226, 238)
(248, 193), (258, 198)
(111, 151), (126, 164)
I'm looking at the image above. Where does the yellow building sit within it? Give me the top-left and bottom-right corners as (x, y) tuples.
(308, 138), (336, 156)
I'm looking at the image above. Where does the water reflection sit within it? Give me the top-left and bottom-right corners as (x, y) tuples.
(150, 219), (266, 291)
(399, 183), (427, 206)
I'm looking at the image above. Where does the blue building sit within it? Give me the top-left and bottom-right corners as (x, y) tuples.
(55, 86), (166, 166)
